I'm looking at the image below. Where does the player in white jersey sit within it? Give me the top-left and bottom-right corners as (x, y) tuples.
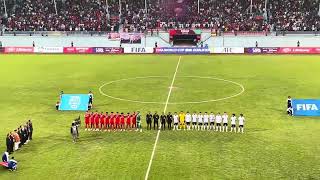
(173, 112), (179, 130)
(192, 112), (197, 130)
(185, 112), (192, 130)
(209, 112), (215, 130)
(230, 114), (237, 133)
(238, 114), (245, 133)
(222, 112), (229, 132)
(203, 112), (209, 130)
(197, 112), (203, 131)
(215, 113), (222, 132)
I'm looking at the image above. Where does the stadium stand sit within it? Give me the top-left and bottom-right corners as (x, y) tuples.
(0, 0), (319, 32)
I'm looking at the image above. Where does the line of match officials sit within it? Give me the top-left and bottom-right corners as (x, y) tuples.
(5, 120), (33, 154)
(84, 111), (245, 133)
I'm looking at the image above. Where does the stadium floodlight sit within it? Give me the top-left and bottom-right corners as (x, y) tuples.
(53, 0), (58, 15)
(106, 0), (110, 21)
(2, 0), (7, 16)
(197, 0), (199, 14)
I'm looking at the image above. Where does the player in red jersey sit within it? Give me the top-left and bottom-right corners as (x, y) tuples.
(125, 113), (131, 131)
(84, 111), (90, 131)
(109, 112), (115, 131)
(90, 112), (95, 131)
(132, 112), (137, 129)
(100, 112), (105, 131)
(120, 113), (125, 131)
(105, 112), (109, 131)
(94, 111), (100, 131)
(115, 112), (120, 130)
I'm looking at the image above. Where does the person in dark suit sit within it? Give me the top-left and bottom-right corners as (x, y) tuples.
(28, 120), (33, 140)
(8, 133), (14, 154)
(167, 112), (173, 130)
(153, 112), (159, 130)
(146, 112), (152, 130)
(160, 113), (167, 130)
(6, 134), (11, 153)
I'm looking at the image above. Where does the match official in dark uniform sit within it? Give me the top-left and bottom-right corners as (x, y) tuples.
(146, 112), (153, 130)
(153, 112), (159, 130)
(160, 112), (167, 130)
(167, 112), (173, 130)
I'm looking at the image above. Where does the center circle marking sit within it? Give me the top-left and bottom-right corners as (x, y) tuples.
(99, 76), (245, 104)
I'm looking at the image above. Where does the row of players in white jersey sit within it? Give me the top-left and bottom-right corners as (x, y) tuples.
(173, 112), (245, 133)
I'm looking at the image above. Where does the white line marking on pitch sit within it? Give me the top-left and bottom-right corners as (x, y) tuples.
(99, 76), (245, 105)
(144, 56), (181, 180)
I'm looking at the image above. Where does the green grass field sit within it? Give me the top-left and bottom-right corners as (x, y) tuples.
(0, 54), (320, 180)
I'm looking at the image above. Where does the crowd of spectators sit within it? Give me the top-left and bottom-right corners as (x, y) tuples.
(6, 120), (33, 154)
(0, 0), (319, 32)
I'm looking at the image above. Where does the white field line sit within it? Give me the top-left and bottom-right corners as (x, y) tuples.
(144, 56), (182, 180)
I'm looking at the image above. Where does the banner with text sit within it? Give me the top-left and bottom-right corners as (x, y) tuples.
(245, 47), (279, 54)
(63, 47), (93, 54)
(59, 94), (89, 111)
(92, 47), (123, 54)
(124, 47), (154, 54)
(155, 47), (210, 54)
(4, 47), (34, 54)
(213, 47), (244, 54)
(278, 47), (320, 54)
(292, 99), (320, 116)
(34, 47), (63, 54)
(120, 33), (142, 44)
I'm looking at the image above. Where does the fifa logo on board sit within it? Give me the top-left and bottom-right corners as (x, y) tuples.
(68, 96), (81, 109)
(296, 104), (319, 111)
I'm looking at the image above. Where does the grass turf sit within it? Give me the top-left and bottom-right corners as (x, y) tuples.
(0, 54), (319, 179)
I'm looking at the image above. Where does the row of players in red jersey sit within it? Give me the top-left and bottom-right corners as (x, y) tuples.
(84, 111), (137, 131)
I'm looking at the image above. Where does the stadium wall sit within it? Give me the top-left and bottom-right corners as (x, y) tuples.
(2, 34), (320, 48)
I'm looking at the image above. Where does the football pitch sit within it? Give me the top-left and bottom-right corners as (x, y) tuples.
(0, 54), (320, 179)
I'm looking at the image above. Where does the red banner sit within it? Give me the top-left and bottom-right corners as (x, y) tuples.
(278, 47), (320, 54)
(4, 47), (34, 53)
(63, 47), (93, 54)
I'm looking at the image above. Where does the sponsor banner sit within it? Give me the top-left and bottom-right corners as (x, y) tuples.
(292, 99), (320, 116)
(213, 47), (244, 54)
(120, 33), (142, 44)
(59, 94), (89, 111)
(154, 47), (210, 54)
(245, 47), (279, 54)
(278, 47), (320, 54)
(108, 33), (120, 40)
(123, 47), (154, 54)
(34, 47), (63, 53)
(63, 47), (93, 54)
(0, 47), (4, 53)
(4, 47), (34, 53)
(92, 47), (123, 54)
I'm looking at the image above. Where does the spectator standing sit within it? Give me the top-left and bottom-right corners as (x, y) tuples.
(255, 41), (258, 47)
(32, 41), (35, 47)
(297, 41), (300, 47)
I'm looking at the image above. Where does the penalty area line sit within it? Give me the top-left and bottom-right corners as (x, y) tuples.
(144, 56), (182, 180)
